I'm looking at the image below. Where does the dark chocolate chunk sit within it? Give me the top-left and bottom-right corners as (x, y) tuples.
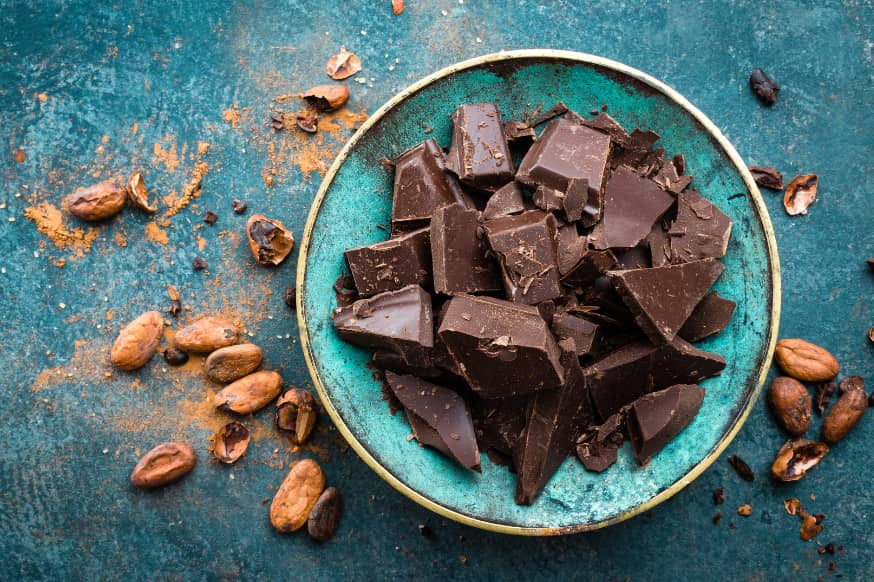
(562, 249), (618, 287)
(502, 120), (536, 145)
(472, 396), (528, 458)
(344, 227), (431, 297)
(679, 291), (736, 342)
(576, 412), (625, 472)
(609, 258), (725, 344)
(561, 177), (595, 224)
(555, 224), (588, 276)
(532, 184), (564, 213)
(615, 245), (651, 270)
(668, 190), (733, 262)
(333, 274), (359, 307)
(528, 101), (570, 127)
(431, 204), (501, 295)
(749, 68), (780, 106)
(652, 158), (692, 194)
(584, 341), (656, 419)
(612, 129), (660, 170)
(536, 300), (556, 325)
(332, 285), (433, 367)
(650, 337), (726, 390)
(515, 338), (593, 505)
(482, 182), (525, 220)
(748, 166), (784, 190)
(516, 119), (612, 223)
(628, 384), (704, 464)
(392, 138), (467, 227)
(372, 350), (441, 378)
(550, 313), (599, 356)
(445, 103), (514, 191)
(385, 371), (480, 471)
(581, 113), (630, 146)
(589, 165), (675, 250)
(646, 222), (672, 268)
(438, 294), (564, 398)
(484, 211), (562, 305)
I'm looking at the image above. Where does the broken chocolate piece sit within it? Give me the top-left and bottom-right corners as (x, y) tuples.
(562, 249), (618, 287)
(528, 101), (570, 127)
(332, 285), (433, 367)
(615, 246), (651, 270)
(344, 227), (431, 297)
(471, 396), (527, 458)
(438, 294), (564, 398)
(502, 120), (536, 145)
(590, 165), (675, 250)
(679, 291), (736, 342)
(515, 338), (593, 505)
(668, 190), (733, 262)
(584, 341), (656, 419)
(609, 258), (725, 344)
(392, 139), (467, 227)
(628, 384), (704, 464)
(532, 184), (564, 213)
(445, 103), (514, 191)
(748, 166), (784, 190)
(646, 221), (672, 268)
(385, 371), (480, 471)
(333, 274), (359, 307)
(550, 313), (599, 357)
(612, 129), (660, 170)
(650, 337), (726, 391)
(581, 113), (630, 146)
(516, 118), (611, 223)
(576, 412), (625, 472)
(563, 177), (600, 225)
(555, 224), (588, 276)
(652, 158), (692, 194)
(372, 350), (441, 378)
(482, 182), (525, 220)
(484, 211), (562, 305)
(431, 204), (500, 295)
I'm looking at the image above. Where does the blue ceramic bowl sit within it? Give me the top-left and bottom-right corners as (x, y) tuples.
(297, 50), (781, 535)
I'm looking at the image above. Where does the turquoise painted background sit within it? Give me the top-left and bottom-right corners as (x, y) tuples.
(1, 1), (872, 580)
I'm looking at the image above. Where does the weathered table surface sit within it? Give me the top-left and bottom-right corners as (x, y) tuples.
(1, 1), (872, 580)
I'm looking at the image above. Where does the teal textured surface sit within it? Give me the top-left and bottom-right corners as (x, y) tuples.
(301, 54), (777, 530)
(1, 1), (873, 580)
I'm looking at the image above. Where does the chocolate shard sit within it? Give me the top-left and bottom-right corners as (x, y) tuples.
(445, 103), (514, 191)
(437, 295), (564, 398)
(482, 182), (525, 220)
(612, 129), (660, 170)
(584, 341), (656, 419)
(679, 291), (736, 342)
(333, 274), (359, 307)
(653, 158), (692, 194)
(562, 177), (597, 225)
(516, 118), (612, 222)
(332, 285), (434, 367)
(385, 371), (480, 471)
(528, 101), (570, 127)
(372, 350), (442, 378)
(344, 227), (431, 297)
(561, 249), (618, 287)
(668, 190), (733, 263)
(589, 165), (676, 250)
(609, 258), (725, 344)
(555, 224), (588, 276)
(650, 337), (726, 389)
(484, 211), (562, 305)
(628, 384), (704, 464)
(550, 313), (600, 357)
(431, 203), (501, 295)
(392, 139), (467, 227)
(532, 184), (564, 213)
(615, 245), (651, 270)
(472, 396), (528, 458)
(503, 120), (536, 145)
(576, 412), (625, 472)
(645, 221), (672, 268)
(581, 113), (630, 147)
(515, 338), (592, 505)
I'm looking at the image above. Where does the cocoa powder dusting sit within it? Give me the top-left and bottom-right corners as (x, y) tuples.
(163, 142), (211, 218)
(24, 201), (100, 259)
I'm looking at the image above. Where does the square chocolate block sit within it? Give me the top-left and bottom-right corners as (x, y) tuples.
(445, 103), (515, 191)
(392, 138), (467, 227)
(344, 227), (431, 297)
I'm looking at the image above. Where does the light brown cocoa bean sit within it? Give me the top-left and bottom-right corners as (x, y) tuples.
(213, 370), (282, 414)
(130, 442), (196, 488)
(275, 388), (318, 444)
(302, 85), (350, 111)
(774, 339), (839, 382)
(767, 376), (811, 436)
(821, 384), (867, 444)
(204, 344), (263, 383)
(110, 311), (164, 371)
(66, 180), (127, 221)
(175, 317), (238, 353)
(270, 459), (326, 533)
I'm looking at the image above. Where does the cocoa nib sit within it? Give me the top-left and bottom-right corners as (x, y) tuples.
(162, 348), (189, 366)
(713, 487), (725, 505)
(231, 199), (247, 214)
(192, 257), (208, 270)
(284, 286), (297, 310)
(270, 111), (285, 131)
(748, 166), (784, 190)
(166, 284), (182, 318)
(296, 109), (318, 133)
(771, 439), (828, 482)
(749, 68), (780, 106)
(728, 454), (755, 481)
(204, 211), (218, 226)
(813, 380), (836, 416)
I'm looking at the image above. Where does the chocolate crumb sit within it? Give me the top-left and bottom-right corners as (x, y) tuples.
(204, 211), (218, 225)
(601, 104), (608, 111)
(729, 523), (736, 530)
(819, 543), (835, 555)
(231, 199), (247, 214)
(284, 286), (297, 309)
(712, 511), (722, 525)
(728, 454), (755, 481)
(296, 109), (318, 133)
(828, 561), (836, 572)
(166, 284), (182, 318)
(192, 257), (208, 270)
(417, 523), (432, 537)
(270, 111), (284, 131)
(589, 109), (599, 116)
(713, 487), (725, 505)
(380, 156), (396, 173)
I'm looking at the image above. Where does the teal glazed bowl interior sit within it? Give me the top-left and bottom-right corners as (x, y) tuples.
(297, 50), (781, 535)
